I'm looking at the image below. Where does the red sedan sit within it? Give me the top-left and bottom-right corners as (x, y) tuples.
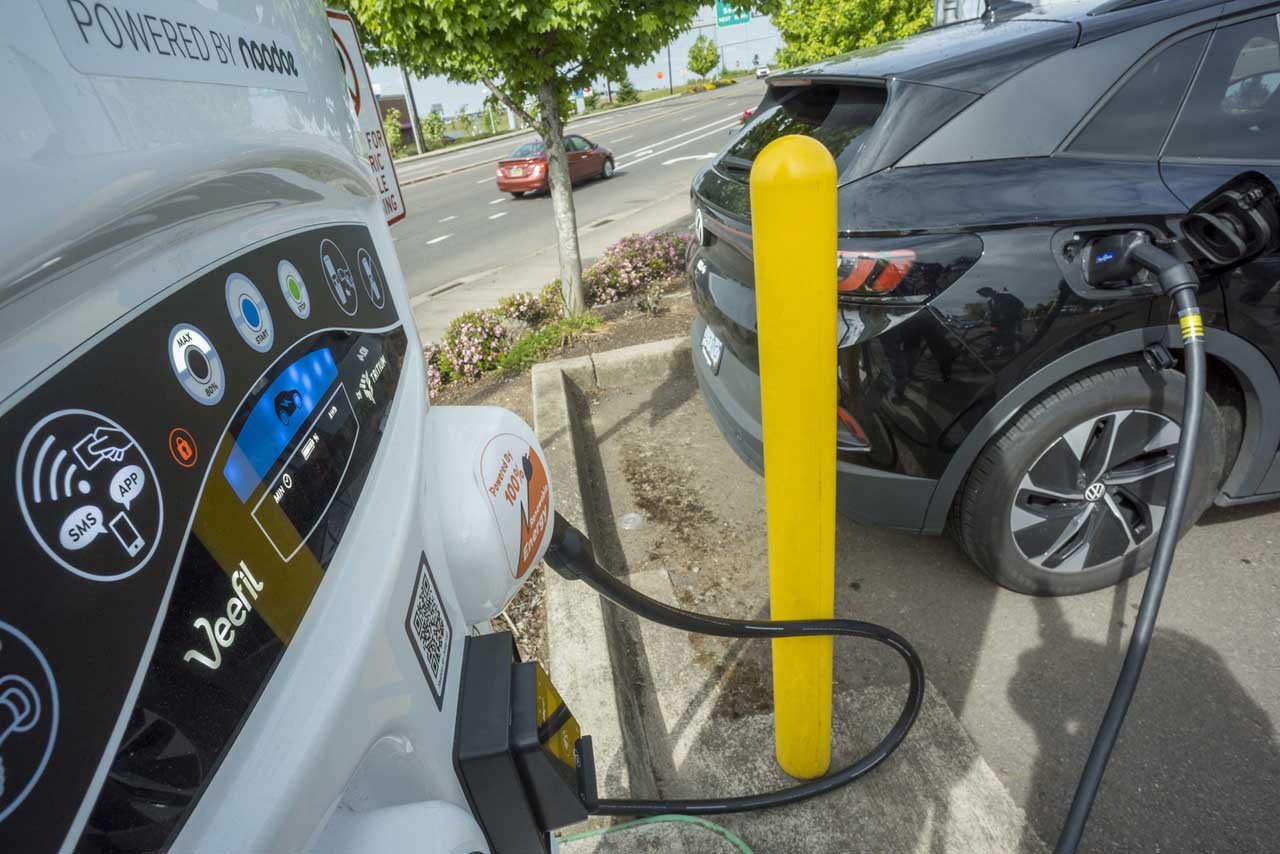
(496, 134), (615, 198)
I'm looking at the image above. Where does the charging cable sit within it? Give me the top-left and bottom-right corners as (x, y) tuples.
(544, 513), (924, 816)
(1055, 237), (1206, 853)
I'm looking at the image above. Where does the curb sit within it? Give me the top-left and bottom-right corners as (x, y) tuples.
(531, 337), (691, 813)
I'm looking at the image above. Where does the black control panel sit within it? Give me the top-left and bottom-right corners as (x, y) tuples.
(0, 225), (408, 853)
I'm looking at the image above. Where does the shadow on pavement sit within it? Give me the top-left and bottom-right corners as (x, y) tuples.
(567, 354), (1279, 852)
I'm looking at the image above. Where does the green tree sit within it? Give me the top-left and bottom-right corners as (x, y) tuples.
(422, 111), (445, 146)
(382, 106), (404, 157)
(687, 33), (720, 80)
(615, 77), (640, 105)
(454, 105), (475, 136)
(342, 0), (753, 313)
(773, 0), (931, 67)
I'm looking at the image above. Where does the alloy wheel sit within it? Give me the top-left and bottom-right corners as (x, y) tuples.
(1010, 409), (1181, 573)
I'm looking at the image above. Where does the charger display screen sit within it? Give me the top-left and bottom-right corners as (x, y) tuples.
(222, 348), (338, 502)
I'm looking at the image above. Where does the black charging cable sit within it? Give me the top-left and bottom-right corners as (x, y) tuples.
(1055, 238), (1206, 853)
(543, 512), (925, 816)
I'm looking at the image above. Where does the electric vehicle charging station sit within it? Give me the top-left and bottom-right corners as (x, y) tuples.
(3, 1), (1280, 852)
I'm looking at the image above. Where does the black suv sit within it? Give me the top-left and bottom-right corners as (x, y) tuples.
(688, 0), (1280, 594)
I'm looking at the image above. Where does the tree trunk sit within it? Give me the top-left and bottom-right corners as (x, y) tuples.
(537, 78), (586, 315)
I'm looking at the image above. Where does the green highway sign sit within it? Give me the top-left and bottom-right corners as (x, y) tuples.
(715, 0), (749, 26)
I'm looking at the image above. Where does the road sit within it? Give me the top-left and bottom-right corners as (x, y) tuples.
(390, 80), (766, 328)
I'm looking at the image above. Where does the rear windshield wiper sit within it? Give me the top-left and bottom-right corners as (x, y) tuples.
(717, 155), (754, 178)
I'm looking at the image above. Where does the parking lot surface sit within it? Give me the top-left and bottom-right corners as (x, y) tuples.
(563, 344), (1280, 852)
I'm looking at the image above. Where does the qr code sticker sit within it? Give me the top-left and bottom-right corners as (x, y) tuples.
(405, 552), (452, 709)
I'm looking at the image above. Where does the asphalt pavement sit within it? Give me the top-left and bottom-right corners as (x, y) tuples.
(542, 342), (1280, 853)
(389, 81), (767, 342)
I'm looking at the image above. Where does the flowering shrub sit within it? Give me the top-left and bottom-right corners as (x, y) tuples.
(439, 310), (509, 381)
(539, 281), (565, 318)
(497, 291), (545, 325)
(497, 282), (565, 327)
(584, 232), (694, 305)
(424, 344), (444, 398)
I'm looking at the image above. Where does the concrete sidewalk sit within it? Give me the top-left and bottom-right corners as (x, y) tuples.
(532, 337), (1280, 853)
(410, 204), (692, 346)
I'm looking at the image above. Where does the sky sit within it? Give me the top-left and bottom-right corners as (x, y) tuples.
(367, 6), (782, 117)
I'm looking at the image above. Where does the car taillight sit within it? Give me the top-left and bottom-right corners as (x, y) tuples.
(837, 406), (868, 445)
(835, 233), (983, 303)
(837, 249), (915, 294)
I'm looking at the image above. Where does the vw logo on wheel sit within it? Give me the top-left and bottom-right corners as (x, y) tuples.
(1084, 482), (1106, 502)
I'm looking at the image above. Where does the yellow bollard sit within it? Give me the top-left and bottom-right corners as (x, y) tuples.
(750, 135), (837, 779)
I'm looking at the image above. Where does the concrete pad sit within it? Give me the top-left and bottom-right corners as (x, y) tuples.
(537, 336), (1280, 853)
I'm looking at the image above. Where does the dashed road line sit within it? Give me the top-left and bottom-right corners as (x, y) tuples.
(618, 121), (739, 169)
(438, 215), (458, 223)
(427, 234), (452, 245)
(619, 113), (741, 158)
(661, 152), (717, 166)
(489, 211), (508, 220)
(489, 198), (505, 205)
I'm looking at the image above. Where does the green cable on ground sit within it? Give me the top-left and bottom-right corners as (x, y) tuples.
(558, 814), (754, 853)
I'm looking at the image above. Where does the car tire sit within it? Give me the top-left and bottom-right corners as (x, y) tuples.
(509, 191), (524, 199)
(601, 158), (615, 179)
(954, 360), (1224, 596)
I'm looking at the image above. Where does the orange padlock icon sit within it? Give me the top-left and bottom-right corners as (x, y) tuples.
(169, 427), (198, 468)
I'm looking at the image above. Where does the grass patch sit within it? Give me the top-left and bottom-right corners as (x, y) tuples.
(498, 313), (602, 374)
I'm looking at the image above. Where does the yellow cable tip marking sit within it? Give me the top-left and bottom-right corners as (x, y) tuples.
(1179, 312), (1204, 341)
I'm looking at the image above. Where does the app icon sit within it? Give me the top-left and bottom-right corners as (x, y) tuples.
(356, 248), (385, 310)
(0, 622), (58, 823)
(318, 239), (358, 316)
(16, 410), (163, 581)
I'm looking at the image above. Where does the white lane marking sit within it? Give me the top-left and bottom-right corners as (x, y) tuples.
(662, 152), (717, 166)
(618, 122), (739, 169)
(489, 198), (505, 205)
(427, 234), (453, 245)
(438, 215), (458, 223)
(476, 176), (493, 184)
(489, 211), (508, 220)
(609, 134), (634, 144)
(619, 113), (740, 157)
(681, 115), (696, 121)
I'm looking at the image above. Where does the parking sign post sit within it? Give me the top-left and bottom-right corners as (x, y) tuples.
(750, 135), (838, 779)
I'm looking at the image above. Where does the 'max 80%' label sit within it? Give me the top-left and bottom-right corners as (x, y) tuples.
(38, 0), (309, 92)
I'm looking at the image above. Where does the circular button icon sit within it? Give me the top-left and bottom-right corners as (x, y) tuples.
(169, 324), (225, 405)
(318, 238), (358, 316)
(184, 347), (211, 384)
(16, 409), (164, 582)
(0, 621), (58, 823)
(356, 248), (386, 310)
(168, 427), (198, 469)
(225, 273), (274, 353)
(277, 259), (310, 319)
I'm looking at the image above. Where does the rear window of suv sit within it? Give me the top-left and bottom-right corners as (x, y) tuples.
(720, 84), (887, 178)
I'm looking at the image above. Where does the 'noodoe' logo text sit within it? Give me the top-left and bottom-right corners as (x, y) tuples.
(239, 37), (298, 77)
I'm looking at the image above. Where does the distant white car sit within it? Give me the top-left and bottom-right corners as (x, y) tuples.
(755, 66), (770, 78)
